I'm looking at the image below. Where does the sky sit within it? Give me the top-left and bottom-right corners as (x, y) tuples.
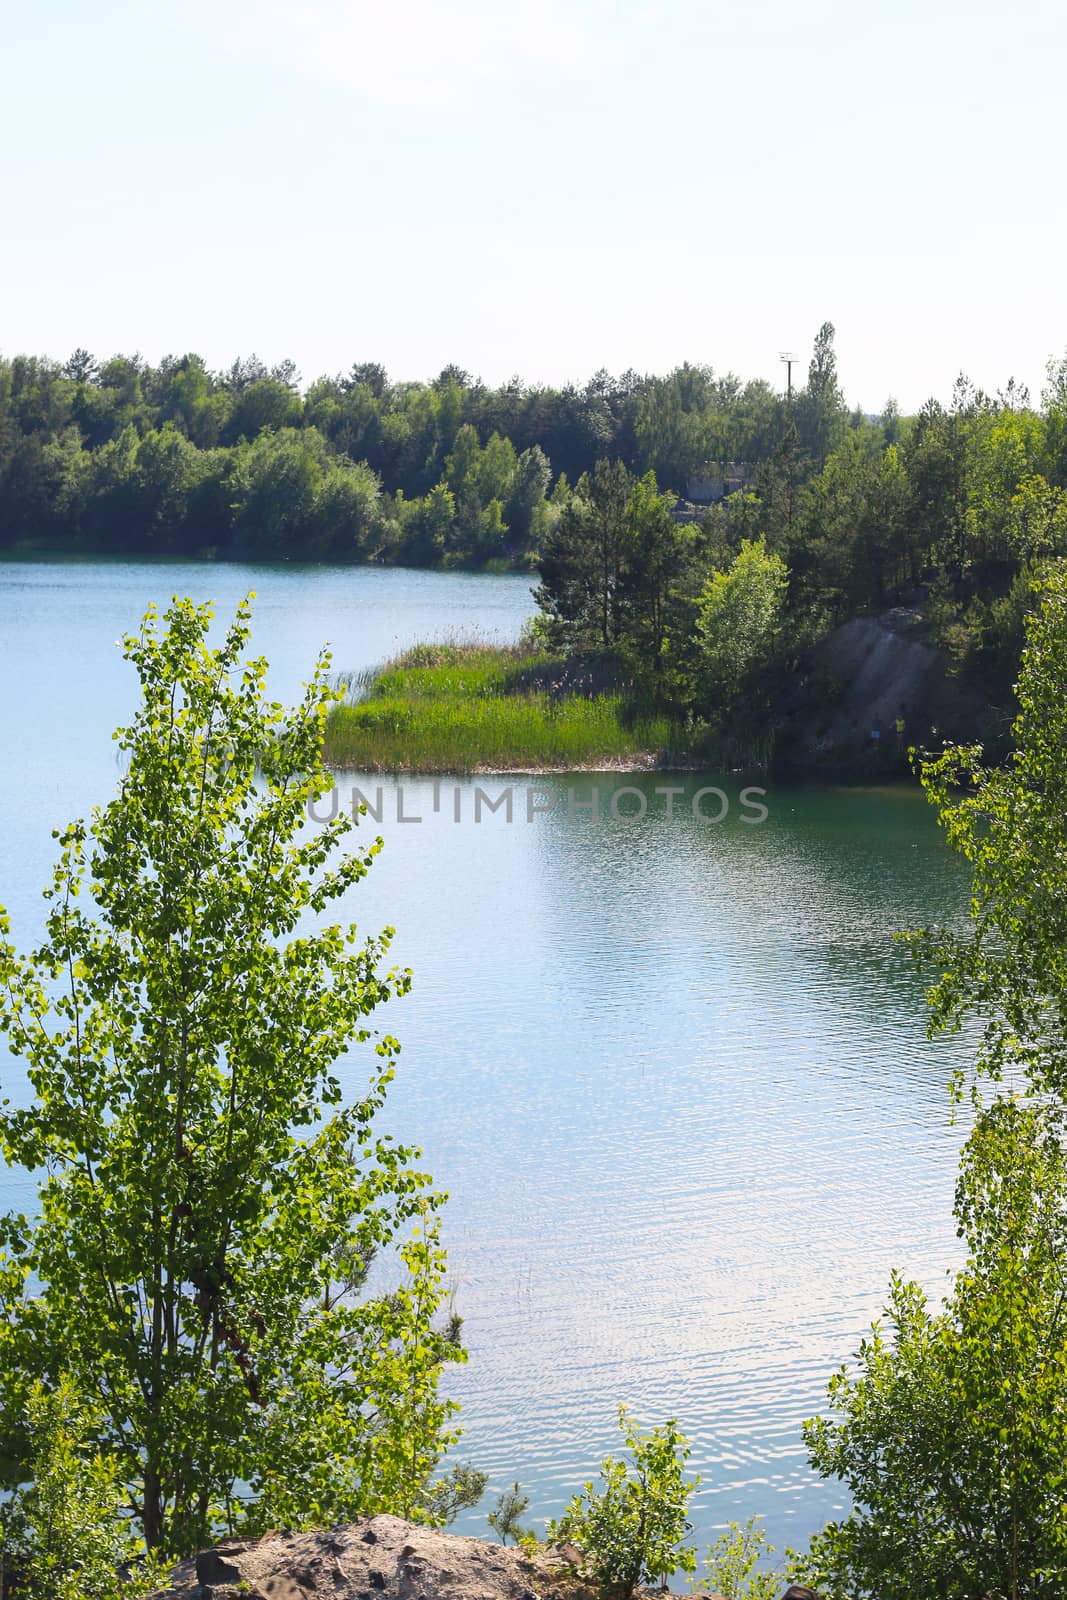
(2, 0), (1065, 411)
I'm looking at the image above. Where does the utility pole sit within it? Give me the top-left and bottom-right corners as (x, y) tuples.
(779, 352), (797, 401)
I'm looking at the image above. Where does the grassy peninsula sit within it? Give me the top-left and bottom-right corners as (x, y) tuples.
(324, 638), (683, 773)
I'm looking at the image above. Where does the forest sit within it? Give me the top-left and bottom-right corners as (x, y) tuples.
(4, 325), (1067, 745)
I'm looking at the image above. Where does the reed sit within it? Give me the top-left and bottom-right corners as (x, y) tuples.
(324, 637), (682, 773)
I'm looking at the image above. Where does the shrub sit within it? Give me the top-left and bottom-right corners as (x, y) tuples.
(548, 1406), (700, 1596)
(420, 1463), (489, 1527)
(698, 1518), (781, 1600)
(0, 1380), (167, 1600)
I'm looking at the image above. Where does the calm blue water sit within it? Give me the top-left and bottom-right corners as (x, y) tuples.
(0, 559), (973, 1559)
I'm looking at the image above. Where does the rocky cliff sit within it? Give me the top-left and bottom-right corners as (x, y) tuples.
(777, 604), (994, 772)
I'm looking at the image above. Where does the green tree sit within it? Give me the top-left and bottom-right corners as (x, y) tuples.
(399, 483), (456, 565)
(221, 377), (302, 444)
(634, 371), (706, 492)
(797, 431), (915, 615)
(536, 459), (633, 650)
(620, 470), (684, 673)
(693, 537), (788, 725)
(1043, 352), (1067, 485)
(421, 1463), (488, 1527)
(909, 560), (1067, 1096)
(155, 354), (229, 449)
(797, 321), (846, 469)
(0, 597), (465, 1556)
(1006, 474), (1067, 562)
(443, 423), (482, 498)
(310, 458), (385, 560)
(133, 426), (201, 546)
(80, 425), (142, 548)
(63, 348), (98, 385)
(488, 1482), (531, 1546)
(904, 377), (986, 583)
(229, 427), (331, 553)
(505, 445), (551, 553)
(802, 1097), (1067, 1600)
(700, 1518), (781, 1600)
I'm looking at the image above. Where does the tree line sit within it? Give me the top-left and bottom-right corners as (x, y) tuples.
(532, 333), (1067, 740)
(4, 326), (1067, 730)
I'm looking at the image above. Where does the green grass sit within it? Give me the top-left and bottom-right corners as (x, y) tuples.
(324, 638), (682, 773)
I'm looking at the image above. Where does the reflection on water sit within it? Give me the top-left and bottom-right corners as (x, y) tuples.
(328, 775), (973, 1548)
(0, 562), (974, 1554)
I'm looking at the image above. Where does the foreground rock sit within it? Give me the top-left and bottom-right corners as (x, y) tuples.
(149, 1516), (816, 1600)
(152, 1515), (591, 1600)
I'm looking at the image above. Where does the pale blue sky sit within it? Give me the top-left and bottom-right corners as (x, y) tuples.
(2, 0), (1064, 410)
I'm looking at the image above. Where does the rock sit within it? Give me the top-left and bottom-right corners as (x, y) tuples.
(543, 1544), (582, 1570)
(196, 1547), (246, 1588)
(152, 1521), (795, 1600)
(259, 1580), (316, 1600)
(151, 1517), (597, 1600)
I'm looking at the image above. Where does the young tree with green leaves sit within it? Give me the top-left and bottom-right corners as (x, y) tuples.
(487, 1482), (531, 1546)
(802, 1098), (1067, 1600)
(700, 1517), (781, 1600)
(0, 597), (465, 1557)
(909, 559), (1067, 1097)
(693, 537), (788, 726)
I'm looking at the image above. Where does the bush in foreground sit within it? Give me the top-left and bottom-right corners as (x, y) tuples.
(700, 1518), (783, 1600)
(548, 1405), (699, 1596)
(0, 1379), (167, 1600)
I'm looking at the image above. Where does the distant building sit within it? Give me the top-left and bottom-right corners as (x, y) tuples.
(685, 461), (753, 504)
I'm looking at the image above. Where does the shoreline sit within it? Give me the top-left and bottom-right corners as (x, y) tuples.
(324, 754), (714, 777)
(323, 756), (913, 782)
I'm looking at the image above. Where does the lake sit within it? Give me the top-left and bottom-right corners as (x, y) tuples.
(0, 558), (974, 1558)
